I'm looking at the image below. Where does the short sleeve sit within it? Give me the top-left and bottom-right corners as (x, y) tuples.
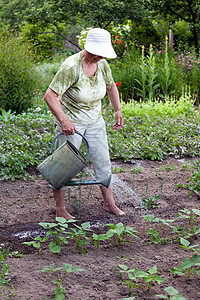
(101, 60), (115, 88)
(49, 64), (77, 96)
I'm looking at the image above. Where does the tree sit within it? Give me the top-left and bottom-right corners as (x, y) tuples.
(149, 0), (200, 53)
(0, 0), (149, 48)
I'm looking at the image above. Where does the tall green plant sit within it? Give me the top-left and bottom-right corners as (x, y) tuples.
(135, 45), (147, 101)
(0, 25), (42, 113)
(146, 44), (160, 101)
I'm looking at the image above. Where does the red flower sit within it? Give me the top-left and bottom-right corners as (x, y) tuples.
(117, 40), (121, 44)
(115, 35), (119, 39)
(116, 82), (121, 87)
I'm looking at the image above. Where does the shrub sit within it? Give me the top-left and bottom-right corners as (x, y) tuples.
(0, 108), (54, 180)
(0, 25), (42, 114)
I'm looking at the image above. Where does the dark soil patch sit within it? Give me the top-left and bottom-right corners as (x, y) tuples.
(0, 157), (200, 299)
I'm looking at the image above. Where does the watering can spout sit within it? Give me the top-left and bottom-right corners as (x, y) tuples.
(60, 174), (112, 190)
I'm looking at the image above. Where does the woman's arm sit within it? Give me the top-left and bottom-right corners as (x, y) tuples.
(107, 83), (123, 130)
(44, 87), (77, 135)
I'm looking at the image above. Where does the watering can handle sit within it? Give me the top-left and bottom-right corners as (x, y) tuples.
(50, 131), (90, 160)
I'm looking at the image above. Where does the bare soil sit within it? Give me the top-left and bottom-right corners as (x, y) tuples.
(0, 157), (200, 300)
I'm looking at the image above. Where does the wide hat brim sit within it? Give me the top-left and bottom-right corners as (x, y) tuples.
(84, 28), (117, 59)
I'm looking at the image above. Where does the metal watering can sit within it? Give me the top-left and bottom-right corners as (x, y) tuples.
(37, 131), (111, 190)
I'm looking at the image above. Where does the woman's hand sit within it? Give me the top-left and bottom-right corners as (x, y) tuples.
(61, 118), (77, 135)
(113, 110), (123, 130)
(107, 84), (124, 130)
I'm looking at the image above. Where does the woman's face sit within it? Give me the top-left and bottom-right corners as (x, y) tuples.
(86, 51), (104, 63)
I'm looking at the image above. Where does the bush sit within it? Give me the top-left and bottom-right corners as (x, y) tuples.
(0, 108), (54, 180)
(0, 25), (42, 114)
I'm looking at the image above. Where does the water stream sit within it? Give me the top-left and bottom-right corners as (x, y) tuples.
(111, 174), (142, 207)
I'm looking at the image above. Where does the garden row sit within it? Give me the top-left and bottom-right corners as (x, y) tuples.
(1, 207), (200, 299)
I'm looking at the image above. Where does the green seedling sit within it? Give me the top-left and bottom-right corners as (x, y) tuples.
(23, 236), (49, 254)
(169, 224), (184, 243)
(130, 166), (143, 174)
(180, 162), (191, 171)
(112, 166), (126, 173)
(141, 265), (164, 290)
(143, 214), (174, 244)
(179, 237), (200, 254)
(118, 264), (142, 293)
(119, 264), (164, 294)
(155, 286), (187, 299)
(67, 222), (92, 254)
(184, 159), (200, 195)
(92, 231), (113, 249)
(106, 223), (140, 247)
(170, 254), (200, 279)
(0, 254), (11, 286)
(38, 217), (76, 255)
(142, 194), (161, 209)
(176, 208), (200, 237)
(170, 238), (200, 279)
(38, 263), (84, 300)
(157, 162), (176, 172)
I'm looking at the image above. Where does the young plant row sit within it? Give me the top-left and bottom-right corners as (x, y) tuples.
(23, 219), (139, 255)
(23, 208), (200, 257)
(2, 208), (200, 299)
(38, 262), (187, 300)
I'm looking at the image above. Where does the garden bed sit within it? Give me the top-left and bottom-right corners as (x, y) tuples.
(0, 157), (199, 299)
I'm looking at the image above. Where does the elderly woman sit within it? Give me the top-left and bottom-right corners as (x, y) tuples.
(44, 28), (125, 219)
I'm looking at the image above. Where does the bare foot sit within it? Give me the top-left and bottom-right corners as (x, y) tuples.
(103, 203), (125, 216)
(56, 207), (75, 220)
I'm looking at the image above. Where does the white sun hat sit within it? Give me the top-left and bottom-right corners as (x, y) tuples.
(84, 28), (117, 59)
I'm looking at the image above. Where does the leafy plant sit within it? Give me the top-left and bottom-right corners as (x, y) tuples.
(23, 236), (49, 254)
(155, 286), (187, 299)
(170, 238), (200, 279)
(38, 263), (84, 300)
(106, 223), (139, 247)
(0, 108), (54, 181)
(118, 264), (164, 294)
(184, 160), (200, 196)
(38, 217), (76, 255)
(176, 208), (200, 238)
(157, 162), (176, 172)
(142, 194), (160, 209)
(67, 222), (92, 254)
(0, 254), (11, 286)
(143, 214), (174, 244)
(180, 162), (191, 171)
(169, 224), (184, 243)
(92, 231), (113, 249)
(130, 166), (144, 174)
(112, 166), (126, 173)
(170, 254), (200, 279)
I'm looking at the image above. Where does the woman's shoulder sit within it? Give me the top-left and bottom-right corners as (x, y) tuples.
(61, 51), (82, 69)
(98, 59), (112, 74)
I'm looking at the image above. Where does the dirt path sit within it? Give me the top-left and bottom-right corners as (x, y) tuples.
(0, 157), (199, 299)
